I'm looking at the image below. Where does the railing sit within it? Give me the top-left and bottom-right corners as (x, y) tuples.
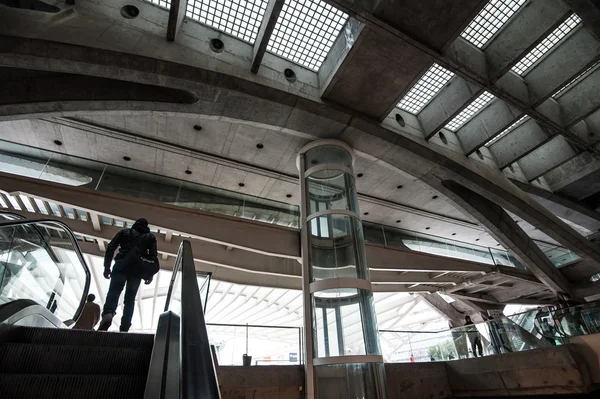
(144, 240), (220, 399)
(508, 302), (600, 343)
(0, 140), (299, 228)
(363, 221), (580, 269)
(207, 323), (302, 366)
(0, 214), (91, 326)
(379, 317), (550, 363)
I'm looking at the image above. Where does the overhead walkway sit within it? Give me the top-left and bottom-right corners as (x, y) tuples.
(0, 171), (576, 305)
(0, 216), (219, 398)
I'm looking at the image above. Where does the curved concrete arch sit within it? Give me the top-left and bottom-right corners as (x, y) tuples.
(1, 36), (600, 269)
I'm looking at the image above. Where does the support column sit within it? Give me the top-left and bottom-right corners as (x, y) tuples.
(297, 140), (387, 399)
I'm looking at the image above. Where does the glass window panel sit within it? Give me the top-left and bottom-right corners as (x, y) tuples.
(445, 91), (496, 131)
(187, 0), (269, 44)
(307, 171), (358, 215)
(461, 0), (527, 48)
(267, 0), (348, 71)
(312, 288), (379, 357)
(142, 0), (171, 9)
(512, 14), (582, 75)
(397, 64), (455, 114)
(315, 363), (386, 398)
(485, 115), (529, 147)
(309, 214), (368, 281)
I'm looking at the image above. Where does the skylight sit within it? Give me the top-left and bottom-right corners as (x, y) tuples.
(186, 0), (270, 44)
(461, 0), (527, 48)
(445, 92), (496, 131)
(512, 14), (582, 75)
(552, 61), (600, 98)
(397, 64), (455, 114)
(485, 115), (529, 146)
(144, 0), (170, 9)
(267, 0), (348, 71)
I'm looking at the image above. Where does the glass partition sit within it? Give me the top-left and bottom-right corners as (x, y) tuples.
(380, 316), (552, 363)
(0, 218), (91, 325)
(207, 323), (302, 366)
(0, 140), (299, 229)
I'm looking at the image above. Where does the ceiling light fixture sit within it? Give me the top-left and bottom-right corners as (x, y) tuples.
(238, 183), (245, 187)
(123, 156), (131, 161)
(397, 185), (403, 189)
(185, 169), (192, 175)
(193, 124), (202, 131)
(53, 140), (63, 146)
(256, 143), (264, 149)
(357, 173), (363, 178)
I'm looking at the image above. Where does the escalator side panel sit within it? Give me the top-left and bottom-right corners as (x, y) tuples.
(0, 299), (63, 329)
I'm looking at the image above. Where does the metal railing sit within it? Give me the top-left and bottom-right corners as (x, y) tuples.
(0, 214), (91, 326)
(144, 240), (221, 399)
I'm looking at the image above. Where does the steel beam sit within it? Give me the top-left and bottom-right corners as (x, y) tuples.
(251, 0), (285, 73)
(166, 0), (188, 42)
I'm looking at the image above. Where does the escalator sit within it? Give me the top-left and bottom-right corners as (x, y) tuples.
(0, 213), (220, 399)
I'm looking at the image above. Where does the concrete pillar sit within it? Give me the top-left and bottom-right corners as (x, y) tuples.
(297, 140), (387, 399)
(440, 180), (572, 294)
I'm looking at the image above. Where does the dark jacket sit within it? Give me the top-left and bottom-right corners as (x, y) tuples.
(104, 221), (158, 271)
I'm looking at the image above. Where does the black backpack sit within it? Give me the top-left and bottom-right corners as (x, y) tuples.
(122, 229), (160, 280)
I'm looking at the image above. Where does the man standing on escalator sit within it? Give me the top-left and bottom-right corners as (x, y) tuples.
(98, 218), (159, 332)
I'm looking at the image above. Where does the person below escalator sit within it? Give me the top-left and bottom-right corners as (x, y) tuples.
(464, 316), (483, 357)
(98, 218), (159, 332)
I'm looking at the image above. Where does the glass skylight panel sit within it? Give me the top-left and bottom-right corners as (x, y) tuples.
(267, 0), (348, 71)
(485, 115), (529, 146)
(445, 91), (496, 131)
(187, 0), (269, 44)
(144, 0), (171, 9)
(512, 14), (582, 75)
(552, 61), (600, 98)
(461, 0), (526, 48)
(397, 64), (455, 114)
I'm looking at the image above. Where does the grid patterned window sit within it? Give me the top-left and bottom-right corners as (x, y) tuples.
(485, 115), (529, 146)
(397, 64), (455, 114)
(144, 0), (171, 9)
(267, 0), (348, 71)
(461, 0), (527, 48)
(512, 14), (581, 75)
(187, 0), (270, 44)
(552, 61), (600, 98)
(445, 92), (496, 131)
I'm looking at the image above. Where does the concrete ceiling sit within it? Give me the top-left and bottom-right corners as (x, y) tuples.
(1, 0), (600, 298)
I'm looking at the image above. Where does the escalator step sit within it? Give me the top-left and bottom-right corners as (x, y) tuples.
(2, 327), (154, 348)
(0, 374), (147, 399)
(0, 343), (152, 375)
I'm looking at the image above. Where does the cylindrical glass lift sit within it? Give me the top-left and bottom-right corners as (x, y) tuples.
(297, 140), (387, 399)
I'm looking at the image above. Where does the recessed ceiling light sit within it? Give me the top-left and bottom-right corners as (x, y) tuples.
(397, 185), (403, 189)
(185, 169), (192, 175)
(432, 195), (439, 199)
(53, 140), (63, 146)
(452, 233), (456, 236)
(475, 239), (480, 241)
(425, 227), (431, 230)
(396, 220), (401, 223)
(238, 183), (245, 187)
(286, 194), (292, 198)
(193, 125), (202, 131)
(357, 173), (363, 178)
(256, 143), (264, 149)
(364, 212), (369, 216)
(123, 156), (131, 161)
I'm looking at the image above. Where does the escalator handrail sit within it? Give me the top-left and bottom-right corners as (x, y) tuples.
(0, 217), (91, 326)
(179, 240), (221, 398)
(163, 243), (183, 312)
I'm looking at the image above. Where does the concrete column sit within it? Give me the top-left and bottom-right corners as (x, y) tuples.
(297, 140), (387, 399)
(439, 180), (572, 294)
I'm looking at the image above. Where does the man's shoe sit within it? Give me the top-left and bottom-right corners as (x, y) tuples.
(98, 312), (114, 331)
